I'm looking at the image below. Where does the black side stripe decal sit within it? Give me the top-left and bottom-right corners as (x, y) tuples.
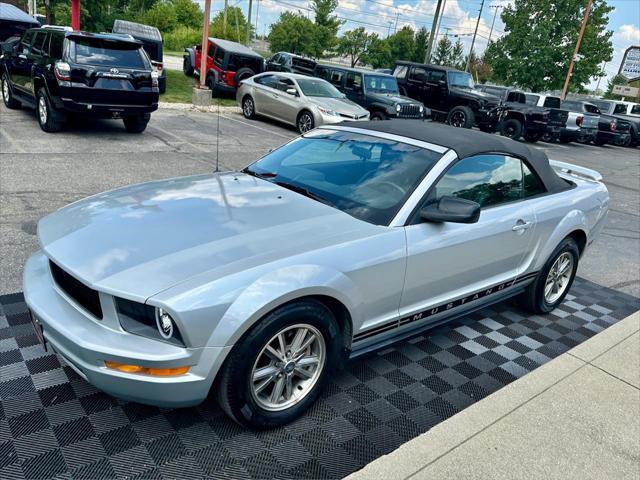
(353, 272), (539, 342)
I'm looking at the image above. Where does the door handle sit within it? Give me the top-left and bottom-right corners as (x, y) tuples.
(512, 220), (533, 232)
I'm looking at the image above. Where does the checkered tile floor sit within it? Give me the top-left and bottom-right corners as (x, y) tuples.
(1, 278), (638, 480)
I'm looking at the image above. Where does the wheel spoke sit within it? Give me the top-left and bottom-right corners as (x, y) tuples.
(544, 282), (554, 297)
(270, 376), (285, 403)
(297, 355), (320, 368)
(294, 333), (316, 358)
(265, 345), (283, 362)
(284, 375), (293, 400)
(290, 328), (307, 355)
(277, 334), (287, 357)
(294, 366), (313, 379)
(254, 375), (275, 395)
(253, 365), (278, 382)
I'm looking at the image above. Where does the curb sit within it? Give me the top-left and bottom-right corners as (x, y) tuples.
(158, 102), (240, 114)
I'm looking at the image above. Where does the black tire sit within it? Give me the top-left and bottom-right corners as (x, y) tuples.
(206, 75), (217, 97)
(215, 299), (342, 428)
(524, 131), (543, 143)
(500, 118), (523, 140)
(183, 56), (194, 77)
(36, 88), (63, 133)
(520, 237), (580, 314)
(242, 95), (256, 119)
(370, 111), (387, 120)
(235, 67), (256, 87)
(123, 114), (150, 133)
(559, 135), (572, 144)
(297, 110), (315, 133)
(621, 135), (632, 148)
(1, 73), (20, 109)
(447, 106), (475, 128)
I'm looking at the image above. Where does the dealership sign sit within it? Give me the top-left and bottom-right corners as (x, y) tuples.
(612, 84), (639, 97)
(619, 46), (640, 79)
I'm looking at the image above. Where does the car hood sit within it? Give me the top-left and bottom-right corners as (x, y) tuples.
(450, 87), (500, 104)
(367, 92), (420, 105)
(307, 97), (368, 115)
(37, 173), (380, 301)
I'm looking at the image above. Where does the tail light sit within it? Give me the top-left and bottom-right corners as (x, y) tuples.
(576, 115), (583, 127)
(54, 61), (71, 84)
(151, 61), (163, 72)
(151, 71), (159, 89)
(610, 120), (616, 132)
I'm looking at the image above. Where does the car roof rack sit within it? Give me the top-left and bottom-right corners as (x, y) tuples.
(41, 25), (73, 31)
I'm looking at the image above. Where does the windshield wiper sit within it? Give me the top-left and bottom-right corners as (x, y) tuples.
(242, 168), (277, 179)
(274, 181), (336, 208)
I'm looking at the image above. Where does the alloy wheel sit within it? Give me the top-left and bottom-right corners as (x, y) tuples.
(243, 98), (254, 117)
(544, 252), (573, 304)
(250, 324), (326, 411)
(298, 114), (313, 133)
(450, 111), (466, 128)
(2, 79), (8, 103)
(38, 96), (48, 125)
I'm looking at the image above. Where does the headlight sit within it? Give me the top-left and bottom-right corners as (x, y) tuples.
(115, 297), (185, 346)
(419, 105), (424, 113)
(396, 104), (402, 112)
(318, 106), (339, 116)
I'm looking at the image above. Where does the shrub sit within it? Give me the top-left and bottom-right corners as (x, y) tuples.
(164, 26), (203, 51)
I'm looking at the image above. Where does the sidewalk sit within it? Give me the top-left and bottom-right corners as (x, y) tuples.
(347, 312), (640, 480)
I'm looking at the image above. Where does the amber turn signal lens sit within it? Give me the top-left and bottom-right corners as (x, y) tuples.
(104, 361), (189, 376)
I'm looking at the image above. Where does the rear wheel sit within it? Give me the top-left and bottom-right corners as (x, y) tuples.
(235, 67), (256, 87)
(215, 300), (342, 428)
(242, 95), (256, 119)
(520, 238), (579, 314)
(123, 114), (150, 133)
(524, 131), (543, 143)
(183, 56), (194, 76)
(447, 106), (475, 128)
(297, 110), (314, 133)
(36, 88), (63, 132)
(2, 73), (20, 109)
(206, 75), (217, 97)
(370, 111), (387, 120)
(500, 118), (523, 140)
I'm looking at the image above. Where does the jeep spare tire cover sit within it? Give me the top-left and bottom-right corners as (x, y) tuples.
(235, 68), (255, 86)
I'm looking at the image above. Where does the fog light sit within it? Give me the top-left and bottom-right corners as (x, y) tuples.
(105, 361), (189, 376)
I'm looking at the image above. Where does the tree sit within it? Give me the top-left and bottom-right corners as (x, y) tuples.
(268, 12), (320, 57)
(361, 37), (393, 69)
(142, 1), (178, 33)
(311, 0), (343, 55)
(432, 36), (453, 66)
(338, 28), (380, 67)
(413, 27), (429, 63)
(451, 38), (465, 69)
(173, 0), (203, 30)
(387, 26), (416, 63)
(604, 74), (629, 99)
(484, 0), (614, 92)
(210, 6), (250, 42)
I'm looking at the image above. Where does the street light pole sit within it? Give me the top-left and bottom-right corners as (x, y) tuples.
(199, 0), (212, 89)
(466, 0), (485, 72)
(246, 0), (253, 45)
(488, 5), (500, 44)
(561, 0), (593, 99)
(424, 0), (444, 64)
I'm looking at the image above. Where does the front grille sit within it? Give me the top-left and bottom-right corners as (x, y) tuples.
(398, 104), (423, 118)
(49, 261), (103, 319)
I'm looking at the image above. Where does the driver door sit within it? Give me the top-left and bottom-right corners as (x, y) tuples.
(399, 154), (537, 329)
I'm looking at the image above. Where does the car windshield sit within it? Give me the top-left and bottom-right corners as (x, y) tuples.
(243, 129), (443, 225)
(448, 71), (474, 89)
(364, 75), (399, 94)
(72, 38), (147, 68)
(297, 78), (343, 98)
(524, 94), (540, 106)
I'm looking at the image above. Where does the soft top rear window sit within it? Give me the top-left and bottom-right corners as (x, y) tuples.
(227, 53), (263, 71)
(71, 37), (148, 69)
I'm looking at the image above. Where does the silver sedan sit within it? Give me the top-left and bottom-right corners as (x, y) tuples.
(237, 72), (370, 133)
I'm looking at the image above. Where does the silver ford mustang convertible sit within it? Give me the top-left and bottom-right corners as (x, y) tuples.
(24, 121), (609, 428)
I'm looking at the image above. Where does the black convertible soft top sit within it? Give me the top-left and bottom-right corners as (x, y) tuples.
(348, 120), (569, 194)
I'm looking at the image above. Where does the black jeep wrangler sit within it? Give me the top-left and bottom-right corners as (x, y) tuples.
(476, 85), (568, 142)
(265, 52), (316, 75)
(392, 61), (503, 130)
(313, 64), (426, 120)
(1, 27), (159, 133)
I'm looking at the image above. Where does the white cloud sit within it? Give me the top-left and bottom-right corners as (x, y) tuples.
(616, 24), (640, 43)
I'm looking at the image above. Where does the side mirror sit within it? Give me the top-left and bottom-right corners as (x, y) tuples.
(286, 88), (298, 96)
(420, 196), (480, 224)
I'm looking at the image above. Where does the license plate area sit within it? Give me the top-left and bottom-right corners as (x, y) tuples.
(29, 310), (47, 351)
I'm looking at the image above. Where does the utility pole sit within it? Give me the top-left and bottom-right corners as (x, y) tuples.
(223, 0), (228, 37)
(394, 13), (400, 34)
(561, 0), (593, 99)
(246, 0), (253, 45)
(594, 60), (608, 93)
(433, 0), (446, 44)
(255, 0), (261, 39)
(199, 0), (212, 89)
(387, 21), (393, 38)
(465, 0), (485, 72)
(425, 0), (444, 64)
(488, 5), (500, 44)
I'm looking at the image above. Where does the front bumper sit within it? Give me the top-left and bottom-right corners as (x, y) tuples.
(23, 251), (231, 408)
(475, 106), (504, 130)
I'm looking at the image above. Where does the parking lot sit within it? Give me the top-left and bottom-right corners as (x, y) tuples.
(1, 103), (639, 297)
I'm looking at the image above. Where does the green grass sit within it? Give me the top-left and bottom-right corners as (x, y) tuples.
(160, 69), (237, 106)
(164, 50), (185, 57)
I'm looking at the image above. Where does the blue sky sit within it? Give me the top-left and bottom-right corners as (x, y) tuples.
(197, 0), (640, 88)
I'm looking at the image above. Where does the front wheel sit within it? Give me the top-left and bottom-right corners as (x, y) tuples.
(370, 111), (387, 121)
(242, 95), (256, 119)
(524, 131), (543, 143)
(500, 118), (523, 140)
(215, 300), (342, 428)
(2, 73), (20, 109)
(297, 110), (315, 133)
(123, 114), (150, 133)
(183, 56), (194, 76)
(520, 238), (579, 314)
(447, 106), (475, 128)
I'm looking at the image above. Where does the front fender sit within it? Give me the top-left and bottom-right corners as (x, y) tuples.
(209, 264), (361, 347)
(184, 47), (195, 67)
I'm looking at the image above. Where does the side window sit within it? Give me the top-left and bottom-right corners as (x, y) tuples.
(19, 31), (35, 55)
(48, 34), (65, 59)
(427, 70), (446, 83)
(213, 47), (225, 67)
(345, 72), (362, 91)
(427, 155), (524, 208)
(208, 43), (215, 58)
(543, 97), (561, 108)
(631, 104), (640, 115)
(393, 64), (408, 79)
(270, 53), (280, 64)
(274, 76), (295, 92)
(254, 74), (277, 88)
(613, 103), (627, 114)
(31, 32), (48, 56)
(523, 162), (546, 198)
(409, 66), (427, 82)
(315, 66), (329, 80)
(329, 69), (344, 87)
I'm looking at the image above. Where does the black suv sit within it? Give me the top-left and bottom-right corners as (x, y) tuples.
(477, 85), (568, 142)
(266, 52), (316, 75)
(1, 27), (159, 133)
(393, 61), (503, 130)
(313, 64), (426, 120)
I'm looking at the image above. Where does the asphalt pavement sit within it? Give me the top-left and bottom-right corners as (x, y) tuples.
(1, 103), (639, 297)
